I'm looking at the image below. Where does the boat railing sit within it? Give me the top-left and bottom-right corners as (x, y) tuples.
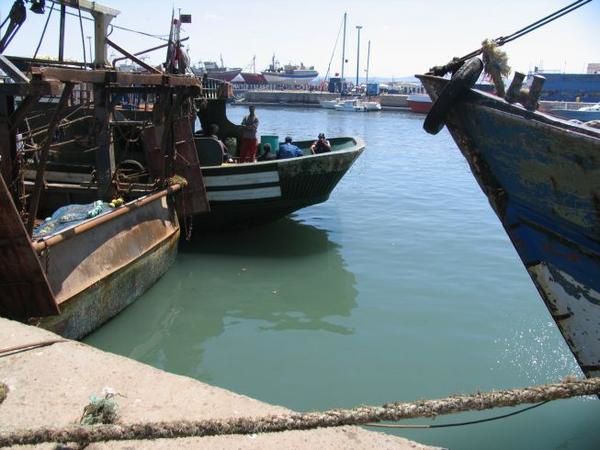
(201, 77), (233, 100)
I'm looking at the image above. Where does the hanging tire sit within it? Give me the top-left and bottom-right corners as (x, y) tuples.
(423, 57), (484, 135)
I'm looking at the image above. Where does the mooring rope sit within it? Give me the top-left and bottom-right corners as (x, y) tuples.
(0, 339), (67, 358)
(428, 0), (592, 76)
(1, 377), (598, 447)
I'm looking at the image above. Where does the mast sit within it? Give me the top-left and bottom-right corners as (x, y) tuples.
(340, 12), (347, 80)
(366, 40), (371, 84)
(355, 25), (362, 86)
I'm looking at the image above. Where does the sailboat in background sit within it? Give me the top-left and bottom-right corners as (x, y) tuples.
(320, 14), (381, 112)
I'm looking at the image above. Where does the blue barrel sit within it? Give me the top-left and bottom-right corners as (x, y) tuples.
(260, 135), (279, 157)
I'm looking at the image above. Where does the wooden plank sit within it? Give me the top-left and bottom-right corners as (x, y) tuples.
(0, 80), (61, 97)
(33, 67), (201, 88)
(173, 117), (210, 215)
(0, 174), (59, 319)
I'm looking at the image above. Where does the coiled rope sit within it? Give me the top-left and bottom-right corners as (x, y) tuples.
(1, 377), (599, 447)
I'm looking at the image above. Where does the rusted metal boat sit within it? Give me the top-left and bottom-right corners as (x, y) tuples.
(418, 55), (600, 378)
(0, 0), (206, 338)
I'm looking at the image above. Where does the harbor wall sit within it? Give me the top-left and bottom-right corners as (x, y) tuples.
(243, 90), (337, 106)
(240, 90), (594, 112)
(241, 90), (410, 108)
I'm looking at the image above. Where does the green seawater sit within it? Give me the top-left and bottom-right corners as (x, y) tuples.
(85, 105), (600, 449)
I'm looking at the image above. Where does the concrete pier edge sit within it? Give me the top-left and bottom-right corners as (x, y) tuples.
(0, 318), (437, 449)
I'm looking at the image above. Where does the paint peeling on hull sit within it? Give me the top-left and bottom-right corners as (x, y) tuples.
(529, 262), (600, 377)
(31, 191), (180, 340)
(36, 229), (179, 340)
(418, 74), (600, 378)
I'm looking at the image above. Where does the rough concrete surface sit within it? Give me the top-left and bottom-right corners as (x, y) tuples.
(0, 318), (438, 449)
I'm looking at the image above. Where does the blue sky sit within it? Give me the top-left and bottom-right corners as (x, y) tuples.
(2, 0), (599, 79)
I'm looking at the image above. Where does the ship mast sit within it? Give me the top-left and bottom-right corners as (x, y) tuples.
(366, 40), (370, 84)
(340, 12), (347, 80)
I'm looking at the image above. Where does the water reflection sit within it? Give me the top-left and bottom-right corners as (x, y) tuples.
(85, 217), (358, 378)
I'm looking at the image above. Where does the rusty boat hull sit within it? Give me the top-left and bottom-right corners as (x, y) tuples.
(31, 188), (180, 339)
(418, 74), (600, 378)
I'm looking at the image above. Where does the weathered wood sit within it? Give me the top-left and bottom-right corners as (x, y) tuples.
(173, 117), (210, 215)
(105, 38), (161, 74)
(33, 67), (201, 88)
(0, 94), (16, 190)
(0, 174), (58, 319)
(0, 80), (61, 97)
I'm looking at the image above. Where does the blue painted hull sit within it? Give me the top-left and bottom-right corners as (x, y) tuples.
(549, 108), (600, 122)
(418, 75), (600, 378)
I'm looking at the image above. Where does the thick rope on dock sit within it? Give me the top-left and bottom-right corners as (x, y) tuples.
(0, 383), (7, 405)
(1, 377), (598, 447)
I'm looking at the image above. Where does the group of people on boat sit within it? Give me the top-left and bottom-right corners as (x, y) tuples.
(202, 106), (331, 164)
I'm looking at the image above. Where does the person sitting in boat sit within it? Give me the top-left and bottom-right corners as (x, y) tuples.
(277, 136), (304, 159)
(310, 133), (331, 154)
(204, 124), (234, 163)
(240, 105), (259, 162)
(257, 143), (277, 161)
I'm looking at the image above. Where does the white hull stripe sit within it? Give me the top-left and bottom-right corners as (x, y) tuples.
(207, 186), (282, 201)
(203, 171), (279, 187)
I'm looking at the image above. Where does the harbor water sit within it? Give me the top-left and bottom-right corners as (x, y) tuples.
(85, 105), (600, 449)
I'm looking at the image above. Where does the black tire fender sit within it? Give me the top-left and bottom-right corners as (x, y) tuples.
(423, 57), (484, 135)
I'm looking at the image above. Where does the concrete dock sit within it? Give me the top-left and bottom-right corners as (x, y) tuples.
(240, 90), (410, 109)
(0, 318), (437, 449)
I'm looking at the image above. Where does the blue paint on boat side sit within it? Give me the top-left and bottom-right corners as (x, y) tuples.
(504, 204), (600, 301)
(457, 103), (600, 240)
(418, 73), (600, 377)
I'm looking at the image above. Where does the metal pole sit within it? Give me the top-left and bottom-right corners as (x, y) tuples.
(58, 4), (66, 62)
(366, 40), (371, 85)
(87, 36), (93, 65)
(355, 25), (362, 87)
(340, 12), (347, 80)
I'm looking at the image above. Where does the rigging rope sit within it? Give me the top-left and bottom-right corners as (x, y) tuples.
(33, 0), (55, 60)
(1, 377), (599, 447)
(323, 15), (345, 84)
(52, 2), (170, 42)
(429, 0), (592, 76)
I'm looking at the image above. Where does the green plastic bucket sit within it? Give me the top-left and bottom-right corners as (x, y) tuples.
(260, 135), (279, 157)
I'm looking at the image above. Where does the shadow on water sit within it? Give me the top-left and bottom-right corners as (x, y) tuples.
(181, 217), (337, 258)
(85, 217), (358, 379)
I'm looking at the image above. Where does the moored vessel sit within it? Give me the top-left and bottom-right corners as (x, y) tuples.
(407, 93), (432, 113)
(0, 0), (202, 339)
(419, 45), (600, 378)
(261, 56), (318, 86)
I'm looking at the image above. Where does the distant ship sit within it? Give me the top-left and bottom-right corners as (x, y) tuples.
(191, 60), (242, 82)
(261, 56), (318, 85)
(528, 63), (600, 102)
